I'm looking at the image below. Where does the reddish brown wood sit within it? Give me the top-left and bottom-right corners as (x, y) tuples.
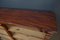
(0, 8), (56, 32)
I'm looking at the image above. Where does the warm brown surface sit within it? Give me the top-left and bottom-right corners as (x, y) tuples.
(0, 8), (56, 33)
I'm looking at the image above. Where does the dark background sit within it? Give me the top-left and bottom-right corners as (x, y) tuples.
(0, 0), (60, 40)
(0, 0), (54, 10)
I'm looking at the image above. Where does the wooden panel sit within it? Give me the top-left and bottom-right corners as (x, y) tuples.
(0, 8), (56, 33)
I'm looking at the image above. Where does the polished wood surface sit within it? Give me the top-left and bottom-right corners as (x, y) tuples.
(0, 8), (56, 32)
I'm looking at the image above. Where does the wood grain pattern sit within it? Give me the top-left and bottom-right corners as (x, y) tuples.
(0, 8), (56, 33)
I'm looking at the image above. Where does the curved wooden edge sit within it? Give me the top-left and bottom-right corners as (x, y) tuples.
(0, 8), (57, 33)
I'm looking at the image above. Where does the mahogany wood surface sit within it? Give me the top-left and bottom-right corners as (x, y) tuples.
(0, 8), (56, 32)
